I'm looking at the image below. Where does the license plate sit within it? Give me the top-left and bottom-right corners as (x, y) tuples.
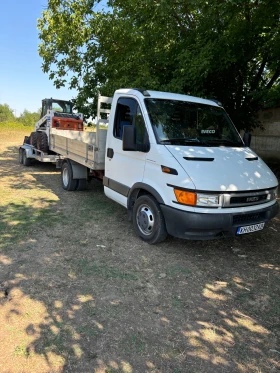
(236, 222), (265, 235)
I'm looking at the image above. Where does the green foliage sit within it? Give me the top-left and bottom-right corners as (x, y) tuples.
(0, 104), (15, 122)
(18, 109), (40, 127)
(38, 0), (280, 130)
(0, 103), (40, 127)
(0, 121), (33, 131)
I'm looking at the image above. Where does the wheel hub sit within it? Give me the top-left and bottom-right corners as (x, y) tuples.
(137, 205), (154, 235)
(62, 167), (69, 187)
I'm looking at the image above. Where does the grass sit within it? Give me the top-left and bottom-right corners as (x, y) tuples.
(13, 344), (30, 358)
(72, 259), (139, 281)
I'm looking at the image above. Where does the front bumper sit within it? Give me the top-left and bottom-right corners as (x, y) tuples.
(161, 202), (279, 240)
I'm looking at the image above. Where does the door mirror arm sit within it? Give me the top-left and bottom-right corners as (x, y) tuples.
(243, 132), (251, 147)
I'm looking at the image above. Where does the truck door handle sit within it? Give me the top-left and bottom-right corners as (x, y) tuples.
(107, 148), (114, 158)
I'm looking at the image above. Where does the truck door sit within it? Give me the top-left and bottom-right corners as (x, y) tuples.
(105, 96), (148, 206)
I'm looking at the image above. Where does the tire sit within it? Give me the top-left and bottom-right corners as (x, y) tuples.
(75, 179), (87, 191)
(22, 150), (31, 167)
(30, 132), (39, 147)
(19, 148), (23, 164)
(61, 161), (78, 191)
(133, 194), (167, 244)
(23, 136), (30, 145)
(37, 131), (49, 153)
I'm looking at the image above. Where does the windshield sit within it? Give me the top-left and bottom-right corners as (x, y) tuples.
(52, 101), (72, 114)
(145, 99), (243, 147)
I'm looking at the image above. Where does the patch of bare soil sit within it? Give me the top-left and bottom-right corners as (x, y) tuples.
(0, 132), (279, 373)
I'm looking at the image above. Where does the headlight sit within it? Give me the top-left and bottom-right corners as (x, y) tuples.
(268, 187), (278, 200)
(197, 193), (220, 207)
(173, 189), (221, 207)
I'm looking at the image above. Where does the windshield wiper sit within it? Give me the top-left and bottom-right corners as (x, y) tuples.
(206, 138), (243, 147)
(159, 138), (211, 146)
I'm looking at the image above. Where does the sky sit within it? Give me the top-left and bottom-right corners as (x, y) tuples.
(0, 0), (77, 116)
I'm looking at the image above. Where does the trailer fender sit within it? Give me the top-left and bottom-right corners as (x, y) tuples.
(20, 145), (33, 158)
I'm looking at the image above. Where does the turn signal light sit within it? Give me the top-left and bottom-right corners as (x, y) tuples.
(174, 189), (197, 206)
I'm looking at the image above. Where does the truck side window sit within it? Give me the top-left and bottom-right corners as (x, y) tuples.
(114, 98), (147, 144)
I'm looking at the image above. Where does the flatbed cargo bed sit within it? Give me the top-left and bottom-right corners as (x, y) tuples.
(49, 128), (107, 170)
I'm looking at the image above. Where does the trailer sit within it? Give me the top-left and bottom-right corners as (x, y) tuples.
(19, 95), (112, 189)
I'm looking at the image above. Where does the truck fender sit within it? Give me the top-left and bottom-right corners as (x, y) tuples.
(127, 182), (165, 213)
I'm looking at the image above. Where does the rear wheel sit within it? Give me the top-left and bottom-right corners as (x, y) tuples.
(133, 194), (167, 244)
(22, 150), (31, 166)
(19, 148), (23, 164)
(37, 131), (49, 153)
(61, 161), (78, 191)
(75, 179), (87, 191)
(30, 132), (38, 147)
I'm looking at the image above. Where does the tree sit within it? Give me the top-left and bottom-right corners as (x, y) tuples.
(38, 0), (280, 130)
(0, 104), (15, 122)
(18, 109), (40, 126)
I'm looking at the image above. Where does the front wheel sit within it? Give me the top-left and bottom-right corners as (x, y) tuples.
(133, 194), (167, 244)
(37, 131), (49, 153)
(30, 132), (38, 147)
(61, 161), (78, 191)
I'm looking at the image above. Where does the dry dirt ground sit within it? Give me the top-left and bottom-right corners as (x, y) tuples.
(0, 129), (280, 373)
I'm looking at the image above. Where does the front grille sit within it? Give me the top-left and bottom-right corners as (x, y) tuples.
(233, 212), (266, 225)
(230, 194), (267, 205)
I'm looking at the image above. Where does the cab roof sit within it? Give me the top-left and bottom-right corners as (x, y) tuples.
(115, 88), (220, 107)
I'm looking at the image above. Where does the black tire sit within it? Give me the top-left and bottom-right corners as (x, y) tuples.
(22, 150), (31, 167)
(23, 136), (30, 145)
(133, 194), (167, 244)
(30, 132), (39, 147)
(37, 131), (49, 153)
(61, 161), (78, 191)
(75, 179), (88, 191)
(19, 148), (23, 164)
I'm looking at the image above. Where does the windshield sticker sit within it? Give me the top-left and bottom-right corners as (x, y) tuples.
(201, 129), (216, 134)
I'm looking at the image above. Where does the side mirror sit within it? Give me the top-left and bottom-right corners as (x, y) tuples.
(243, 132), (251, 147)
(123, 125), (136, 151)
(122, 125), (150, 152)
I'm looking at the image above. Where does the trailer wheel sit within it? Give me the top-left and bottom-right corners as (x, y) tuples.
(61, 162), (78, 191)
(19, 148), (23, 164)
(22, 150), (31, 167)
(133, 194), (167, 244)
(37, 132), (49, 153)
(30, 132), (38, 147)
(76, 179), (87, 191)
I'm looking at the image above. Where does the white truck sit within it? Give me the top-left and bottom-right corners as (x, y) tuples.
(19, 89), (279, 244)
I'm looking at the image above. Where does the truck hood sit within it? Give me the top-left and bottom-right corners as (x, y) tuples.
(165, 145), (278, 191)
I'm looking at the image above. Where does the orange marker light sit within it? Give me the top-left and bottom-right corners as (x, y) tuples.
(174, 189), (197, 206)
(162, 167), (171, 173)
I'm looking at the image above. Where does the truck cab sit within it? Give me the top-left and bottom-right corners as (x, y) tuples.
(104, 89), (279, 243)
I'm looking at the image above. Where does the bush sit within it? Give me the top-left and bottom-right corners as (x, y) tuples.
(0, 121), (34, 131)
